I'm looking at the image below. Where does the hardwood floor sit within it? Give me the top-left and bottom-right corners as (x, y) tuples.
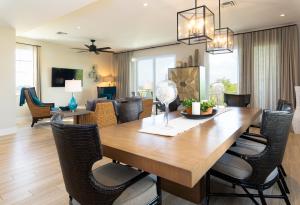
(0, 119), (299, 205)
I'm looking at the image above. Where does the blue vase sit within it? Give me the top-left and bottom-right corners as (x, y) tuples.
(69, 94), (78, 112)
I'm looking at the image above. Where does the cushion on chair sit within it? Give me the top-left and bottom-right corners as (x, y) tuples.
(92, 163), (157, 205)
(32, 96), (43, 106)
(242, 134), (267, 143)
(213, 153), (278, 183)
(230, 138), (266, 155)
(212, 153), (253, 180)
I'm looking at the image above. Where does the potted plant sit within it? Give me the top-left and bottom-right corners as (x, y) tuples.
(182, 98), (196, 115)
(201, 100), (215, 115)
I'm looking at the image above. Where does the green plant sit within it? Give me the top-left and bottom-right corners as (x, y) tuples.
(182, 98), (196, 108)
(209, 78), (237, 94)
(201, 100), (215, 112)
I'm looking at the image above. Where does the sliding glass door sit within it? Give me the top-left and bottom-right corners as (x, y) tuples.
(135, 55), (175, 98)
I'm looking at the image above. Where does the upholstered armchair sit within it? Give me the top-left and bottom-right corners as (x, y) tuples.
(23, 87), (54, 127)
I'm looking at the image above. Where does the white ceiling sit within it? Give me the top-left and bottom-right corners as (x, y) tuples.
(1, 0), (300, 51)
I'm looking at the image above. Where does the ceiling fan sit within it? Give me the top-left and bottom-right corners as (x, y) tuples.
(72, 39), (113, 54)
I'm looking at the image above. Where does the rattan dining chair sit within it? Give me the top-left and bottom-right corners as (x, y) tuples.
(51, 114), (161, 205)
(118, 99), (143, 123)
(78, 102), (118, 128)
(240, 99), (294, 182)
(224, 93), (251, 107)
(140, 99), (153, 119)
(207, 110), (294, 205)
(249, 99), (293, 130)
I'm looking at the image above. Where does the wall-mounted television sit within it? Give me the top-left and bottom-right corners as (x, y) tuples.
(51, 67), (83, 87)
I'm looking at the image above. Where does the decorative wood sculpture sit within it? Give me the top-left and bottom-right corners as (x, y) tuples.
(168, 67), (200, 100)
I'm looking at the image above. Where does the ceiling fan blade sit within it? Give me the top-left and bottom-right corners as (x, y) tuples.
(77, 51), (89, 53)
(95, 51), (100, 55)
(99, 50), (115, 53)
(71, 48), (89, 50)
(84, 44), (90, 49)
(97, 47), (111, 51)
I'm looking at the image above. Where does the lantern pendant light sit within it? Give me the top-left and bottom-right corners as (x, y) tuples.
(206, 0), (234, 54)
(177, 0), (215, 45)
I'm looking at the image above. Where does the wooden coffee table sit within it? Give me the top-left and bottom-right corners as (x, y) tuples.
(51, 109), (91, 124)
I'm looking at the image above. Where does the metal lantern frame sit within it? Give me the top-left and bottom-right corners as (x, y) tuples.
(206, 27), (234, 54)
(177, 3), (215, 45)
(206, 0), (234, 54)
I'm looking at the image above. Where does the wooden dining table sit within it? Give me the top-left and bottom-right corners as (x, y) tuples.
(99, 107), (261, 203)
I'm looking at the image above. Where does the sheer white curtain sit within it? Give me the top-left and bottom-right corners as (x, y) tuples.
(237, 25), (299, 109)
(252, 30), (281, 109)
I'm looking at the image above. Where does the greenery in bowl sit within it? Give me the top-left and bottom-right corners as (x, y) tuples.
(200, 100), (216, 112)
(182, 98), (197, 108)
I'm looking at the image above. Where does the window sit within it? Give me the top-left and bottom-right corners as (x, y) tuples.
(208, 50), (238, 95)
(136, 55), (175, 98)
(16, 44), (36, 95)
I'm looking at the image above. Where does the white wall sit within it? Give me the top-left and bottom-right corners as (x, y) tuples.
(0, 26), (16, 136)
(16, 37), (114, 119)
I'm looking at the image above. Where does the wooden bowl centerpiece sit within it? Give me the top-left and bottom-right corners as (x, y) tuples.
(200, 100), (215, 115)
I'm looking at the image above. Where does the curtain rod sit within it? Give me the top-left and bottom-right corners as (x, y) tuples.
(234, 24), (297, 36)
(115, 42), (180, 54)
(16, 42), (41, 47)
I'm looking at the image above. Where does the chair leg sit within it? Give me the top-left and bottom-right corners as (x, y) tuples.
(206, 173), (210, 205)
(245, 127), (250, 133)
(69, 195), (73, 205)
(278, 167), (290, 194)
(157, 177), (162, 205)
(31, 118), (36, 127)
(277, 179), (291, 205)
(241, 186), (259, 205)
(258, 189), (267, 205)
(279, 165), (287, 177)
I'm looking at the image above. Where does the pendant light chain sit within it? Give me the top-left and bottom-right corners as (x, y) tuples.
(177, 0), (215, 44)
(206, 0), (234, 54)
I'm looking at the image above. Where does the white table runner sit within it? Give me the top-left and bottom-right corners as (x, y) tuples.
(139, 108), (231, 137)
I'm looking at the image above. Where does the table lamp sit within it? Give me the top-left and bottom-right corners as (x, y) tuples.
(65, 80), (82, 112)
(103, 75), (115, 86)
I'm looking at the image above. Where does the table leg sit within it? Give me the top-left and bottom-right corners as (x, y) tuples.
(161, 177), (206, 204)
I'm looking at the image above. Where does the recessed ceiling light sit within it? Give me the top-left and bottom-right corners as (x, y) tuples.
(76, 26), (81, 29)
(143, 2), (148, 7)
(280, 14), (285, 17)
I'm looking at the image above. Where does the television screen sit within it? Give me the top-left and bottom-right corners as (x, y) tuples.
(51, 68), (83, 87)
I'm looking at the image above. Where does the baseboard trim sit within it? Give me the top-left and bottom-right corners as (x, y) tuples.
(0, 126), (17, 137)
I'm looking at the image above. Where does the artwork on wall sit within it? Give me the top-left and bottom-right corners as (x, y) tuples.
(88, 65), (100, 82)
(168, 67), (200, 100)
